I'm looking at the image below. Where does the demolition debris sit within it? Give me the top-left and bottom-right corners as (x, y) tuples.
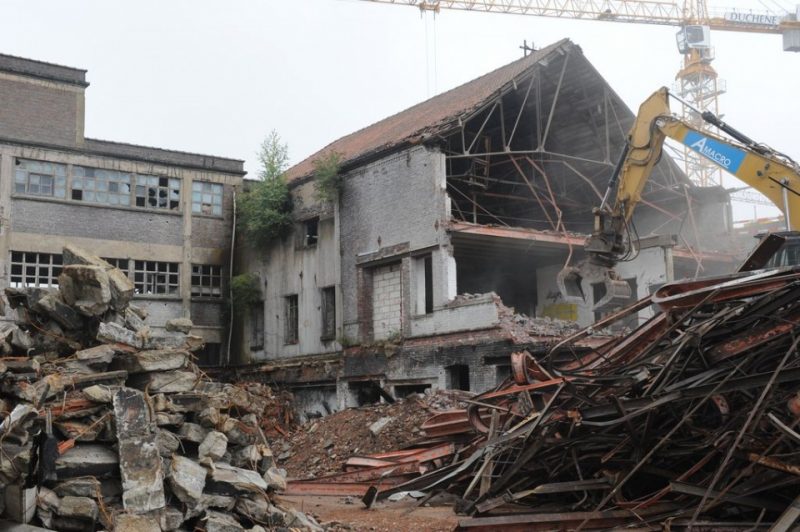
(0, 245), (317, 531)
(288, 265), (800, 530)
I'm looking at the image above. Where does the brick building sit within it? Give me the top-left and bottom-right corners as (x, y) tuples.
(234, 39), (737, 418)
(0, 53), (245, 362)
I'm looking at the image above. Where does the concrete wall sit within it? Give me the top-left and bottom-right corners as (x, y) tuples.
(371, 262), (402, 340)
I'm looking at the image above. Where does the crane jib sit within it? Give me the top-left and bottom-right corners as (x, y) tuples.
(683, 131), (747, 174)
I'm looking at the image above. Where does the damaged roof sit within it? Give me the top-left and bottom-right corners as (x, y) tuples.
(285, 38), (573, 183)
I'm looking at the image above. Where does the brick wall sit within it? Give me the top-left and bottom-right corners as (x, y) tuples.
(0, 75), (82, 147)
(372, 262), (402, 340)
(11, 198), (183, 246)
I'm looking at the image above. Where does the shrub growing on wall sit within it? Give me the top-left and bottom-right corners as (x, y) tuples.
(237, 131), (294, 244)
(230, 273), (262, 314)
(313, 151), (343, 203)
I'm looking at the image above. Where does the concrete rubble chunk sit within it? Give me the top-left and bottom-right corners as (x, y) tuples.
(286, 508), (324, 531)
(168, 455), (206, 505)
(128, 369), (199, 393)
(97, 321), (143, 349)
(178, 422), (208, 443)
(264, 466), (287, 492)
(369, 416), (394, 436)
(113, 387), (165, 513)
(114, 513), (161, 532)
(112, 349), (188, 373)
(156, 412), (185, 427)
(53, 477), (122, 500)
(166, 317), (193, 333)
(63, 243), (134, 310)
(160, 505), (185, 531)
(199, 431), (228, 461)
(56, 444), (119, 479)
(75, 344), (115, 366)
(58, 495), (98, 521)
(157, 428), (182, 457)
(33, 291), (84, 330)
(82, 384), (118, 403)
(204, 509), (245, 532)
(207, 462), (268, 492)
(201, 492), (236, 510)
(58, 264), (112, 316)
(142, 331), (188, 350)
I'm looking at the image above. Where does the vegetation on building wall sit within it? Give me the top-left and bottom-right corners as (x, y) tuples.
(230, 272), (262, 314)
(237, 130), (294, 245)
(313, 151), (344, 203)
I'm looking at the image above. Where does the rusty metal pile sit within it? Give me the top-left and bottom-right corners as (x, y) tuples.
(0, 245), (315, 531)
(307, 265), (800, 530)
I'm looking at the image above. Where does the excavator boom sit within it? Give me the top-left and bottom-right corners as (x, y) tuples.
(559, 87), (800, 309)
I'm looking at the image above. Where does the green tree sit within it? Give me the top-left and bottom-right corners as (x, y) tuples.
(237, 130), (294, 245)
(313, 151), (344, 203)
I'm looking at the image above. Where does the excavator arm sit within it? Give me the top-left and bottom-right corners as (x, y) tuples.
(559, 87), (800, 309)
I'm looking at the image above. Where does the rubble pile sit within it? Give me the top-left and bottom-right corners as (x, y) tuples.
(0, 245), (319, 531)
(274, 390), (471, 478)
(290, 268), (800, 530)
(372, 268), (800, 529)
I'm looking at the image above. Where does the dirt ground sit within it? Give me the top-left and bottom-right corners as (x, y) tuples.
(279, 494), (460, 532)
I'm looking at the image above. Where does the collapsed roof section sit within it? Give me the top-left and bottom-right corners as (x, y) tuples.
(288, 39), (722, 246)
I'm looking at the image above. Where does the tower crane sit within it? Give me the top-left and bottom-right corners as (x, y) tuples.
(357, 1), (800, 197)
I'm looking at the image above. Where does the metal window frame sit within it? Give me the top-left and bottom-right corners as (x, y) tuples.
(9, 251), (63, 288)
(190, 264), (223, 298)
(284, 294), (299, 344)
(133, 260), (180, 296)
(191, 181), (223, 216)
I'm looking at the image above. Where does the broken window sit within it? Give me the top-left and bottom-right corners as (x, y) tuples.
(14, 159), (66, 198)
(133, 260), (180, 295)
(303, 218), (319, 247)
(197, 343), (221, 366)
(394, 383), (432, 399)
(414, 254), (434, 315)
(135, 174), (180, 210)
(72, 166), (131, 206)
(191, 264), (222, 298)
(191, 181), (223, 216)
(321, 286), (336, 340)
(250, 303), (264, 350)
(284, 294), (299, 344)
(102, 257), (130, 278)
(10, 251), (62, 288)
(446, 364), (470, 391)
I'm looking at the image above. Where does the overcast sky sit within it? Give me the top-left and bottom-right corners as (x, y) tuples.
(2, 0), (797, 221)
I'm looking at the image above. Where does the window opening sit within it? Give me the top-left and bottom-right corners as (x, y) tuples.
(446, 364), (470, 391)
(10, 252), (63, 288)
(192, 181), (223, 216)
(304, 218), (319, 247)
(72, 166), (131, 206)
(15, 159), (66, 198)
(135, 175), (180, 210)
(321, 286), (336, 340)
(133, 261), (180, 295)
(250, 304), (265, 350)
(191, 264), (222, 297)
(285, 294), (299, 344)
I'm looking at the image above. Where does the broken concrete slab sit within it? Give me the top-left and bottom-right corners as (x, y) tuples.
(156, 428), (181, 457)
(155, 412), (185, 427)
(113, 387), (152, 437)
(33, 291), (84, 330)
(117, 437), (165, 513)
(97, 321), (142, 349)
(128, 369), (199, 393)
(166, 317), (193, 334)
(58, 495), (98, 521)
(206, 462), (268, 493)
(178, 422), (208, 443)
(369, 416), (393, 436)
(56, 443), (119, 479)
(111, 349), (188, 373)
(167, 455), (206, 506)
(58, 265), (112, 316)
(62, 244), (134, 310)
(4, 484), (37, 523)
(142, 331), (188, 350)
(201, 492), (236, 511)
(82, 384), (118, 403)
(199, 431), (228, 461)
(53, 477), (122, 500)
(203, 509), (244, 532)
(75, 344), (115, 367)
(263, 467), (287, 492)
(113, 513), (161, 532)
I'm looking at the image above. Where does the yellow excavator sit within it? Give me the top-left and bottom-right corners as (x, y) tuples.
(558, 87), (800, 309)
